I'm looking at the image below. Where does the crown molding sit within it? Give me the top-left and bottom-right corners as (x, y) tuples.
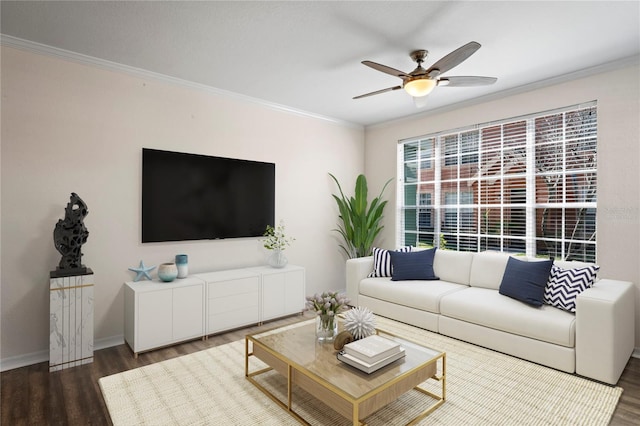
(5, 34), (635, 131)
(1, 34), (362, 130)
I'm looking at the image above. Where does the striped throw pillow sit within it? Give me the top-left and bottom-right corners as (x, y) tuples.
(368, 246), (412, 278)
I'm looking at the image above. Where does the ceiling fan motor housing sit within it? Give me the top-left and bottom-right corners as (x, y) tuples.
(410, 49), (429, 63)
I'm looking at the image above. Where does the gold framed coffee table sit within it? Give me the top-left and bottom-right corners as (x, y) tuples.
(245, 321), (445, 425)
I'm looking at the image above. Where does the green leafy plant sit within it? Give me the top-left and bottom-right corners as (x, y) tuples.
(329, 173), (392, 258)
(439, 233), (448, 249)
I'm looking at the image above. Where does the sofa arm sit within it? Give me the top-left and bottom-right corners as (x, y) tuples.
(346, 256), (374, 307)
(575, 279), (635, 384)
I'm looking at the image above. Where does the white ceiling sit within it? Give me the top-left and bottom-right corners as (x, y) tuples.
(2, 1), (639, 126)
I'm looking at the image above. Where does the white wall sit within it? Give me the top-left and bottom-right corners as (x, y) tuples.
(4, 45), (638, 368)
(0, 46), (364, 366)
(364, 62), (640, 350)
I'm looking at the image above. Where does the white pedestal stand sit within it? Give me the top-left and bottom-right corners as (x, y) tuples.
(49, 269), (94, 372)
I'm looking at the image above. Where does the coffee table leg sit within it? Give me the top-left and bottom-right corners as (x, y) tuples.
(288, 365), (293, 411)
(244, 337), (249, 377)
(408, 353), (446, 425)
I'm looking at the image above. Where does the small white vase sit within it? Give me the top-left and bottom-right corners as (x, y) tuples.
(175, 254), (188, 278)
(267, 249), (288, 268)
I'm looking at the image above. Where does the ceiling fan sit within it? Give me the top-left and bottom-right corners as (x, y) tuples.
(353, 41), (497, 105)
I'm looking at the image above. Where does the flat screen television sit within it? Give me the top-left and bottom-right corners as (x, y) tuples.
(142, 148), (275, 243)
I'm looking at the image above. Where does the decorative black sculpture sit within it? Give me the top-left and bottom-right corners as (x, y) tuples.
(52, 193), (91, 277)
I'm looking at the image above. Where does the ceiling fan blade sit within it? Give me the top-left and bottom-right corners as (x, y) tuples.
(426, 41), (481, 77)
(362, 61), (410, 79)
(438, 76), (497, 87)
(353, 85), (403, 99)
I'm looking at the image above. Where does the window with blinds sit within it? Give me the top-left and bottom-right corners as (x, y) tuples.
(398, 102), (597, 262)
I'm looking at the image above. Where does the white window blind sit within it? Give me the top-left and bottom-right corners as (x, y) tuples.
(397, 102), (597, 262)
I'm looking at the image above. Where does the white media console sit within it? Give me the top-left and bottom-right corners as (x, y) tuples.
(124, 264), (305, 356)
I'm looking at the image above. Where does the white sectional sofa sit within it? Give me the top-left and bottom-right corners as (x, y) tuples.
(346, 249), (635, 385)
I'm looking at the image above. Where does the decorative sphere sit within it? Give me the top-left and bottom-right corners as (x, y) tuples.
(343, 306), (376, 340)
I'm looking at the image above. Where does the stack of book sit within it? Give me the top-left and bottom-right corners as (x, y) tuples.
(337, 335), (405, 374)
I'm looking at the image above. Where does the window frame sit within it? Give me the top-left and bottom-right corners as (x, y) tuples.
(397, 102), (598, 262)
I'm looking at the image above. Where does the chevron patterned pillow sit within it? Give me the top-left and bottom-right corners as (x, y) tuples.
(544, 264), (600, 312)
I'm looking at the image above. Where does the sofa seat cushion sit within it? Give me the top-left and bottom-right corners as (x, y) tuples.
(440, 287), (576, 347)
(359, 278), (468, 314)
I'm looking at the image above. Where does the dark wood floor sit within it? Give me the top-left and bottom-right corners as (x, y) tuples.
(2, 313), (639, 425)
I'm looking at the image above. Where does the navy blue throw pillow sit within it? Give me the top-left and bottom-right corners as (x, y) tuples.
(389, 248), (439, 281)
(499, 257), (553, 306)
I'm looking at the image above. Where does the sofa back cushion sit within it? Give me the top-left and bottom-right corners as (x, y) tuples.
(469, 251), (513, 290)
(433, 250), (474, 285)
(526, 257), (599, 283)
(551, 259), (595, 271)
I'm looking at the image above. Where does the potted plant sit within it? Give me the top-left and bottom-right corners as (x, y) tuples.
(329, 173), (392, 259)
(262, 220), (294, 268)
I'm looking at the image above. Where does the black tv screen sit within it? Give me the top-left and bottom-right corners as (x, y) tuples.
(142, 148), (275, 243)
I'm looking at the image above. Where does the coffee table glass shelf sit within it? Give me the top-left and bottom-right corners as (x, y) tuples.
(245, 321), (445, 425)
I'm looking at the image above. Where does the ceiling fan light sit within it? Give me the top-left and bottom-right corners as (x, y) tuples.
(404, 78), (436, 97)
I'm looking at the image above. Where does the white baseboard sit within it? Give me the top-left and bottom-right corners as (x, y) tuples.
(96, 335), (125, 351)
(0, 349), (49, 372)
(0, 334), (124, 372)
(632, 348), (640, 359)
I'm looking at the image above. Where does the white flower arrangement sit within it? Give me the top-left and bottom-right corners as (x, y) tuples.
(305, 291), (350, 317)
(306, 291), (350, 337)
(262, 220), (295, 251)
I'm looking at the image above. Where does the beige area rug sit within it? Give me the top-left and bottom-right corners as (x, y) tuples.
(99, 318), (622, 425)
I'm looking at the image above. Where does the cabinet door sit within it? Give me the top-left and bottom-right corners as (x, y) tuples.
(137, 289), (173, 351)
(284, 269), (305, 314)
(262, 273), (285, 321)
(173, 284), (204, 341)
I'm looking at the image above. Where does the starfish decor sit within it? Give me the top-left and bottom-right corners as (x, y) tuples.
(128, 260), (156, 282)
